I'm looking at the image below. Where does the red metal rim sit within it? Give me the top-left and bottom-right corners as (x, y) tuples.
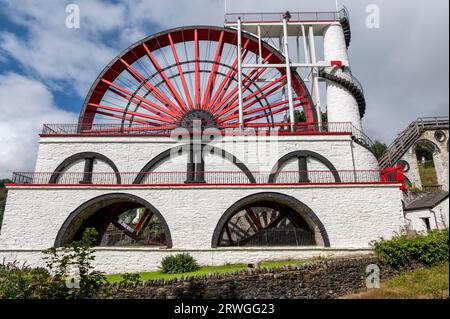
(80, 26), (316, 131)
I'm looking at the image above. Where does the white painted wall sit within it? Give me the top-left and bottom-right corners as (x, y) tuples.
(0, 184), (404, 273)
(404, 197), (449, 232)
(34, 134), (380, 183)
(1, 185), (403, 249)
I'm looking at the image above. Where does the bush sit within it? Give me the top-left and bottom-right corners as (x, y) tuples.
(121, 273), (141, 285)
(371, 229), (449, 268)
(0, 261), (67, 299)
(0, 228), (106, 299)
(160, 253), (199, 274)
(43, 227), (106, 298)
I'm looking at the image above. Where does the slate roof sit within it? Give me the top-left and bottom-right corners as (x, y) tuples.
(404, 192), (449, 211)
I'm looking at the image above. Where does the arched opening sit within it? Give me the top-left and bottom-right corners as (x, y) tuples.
(133, 144), (256, 185)
(269, 150), (340, 184)
(55, 194), (172, 248)
(414, 140), (441, 191)
(50, 152), (121, 185)
(212, 193), (329, 248)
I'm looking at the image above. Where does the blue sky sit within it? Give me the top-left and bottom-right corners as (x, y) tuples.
(0, 0), (448, 176)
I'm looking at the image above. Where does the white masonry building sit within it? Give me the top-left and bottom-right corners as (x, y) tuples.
(0, 8), (408, 274)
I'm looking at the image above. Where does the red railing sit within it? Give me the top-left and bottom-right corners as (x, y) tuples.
(380, 165), (406, 190)
(41, 122), (353, 136)
(11, 169), (405, 187)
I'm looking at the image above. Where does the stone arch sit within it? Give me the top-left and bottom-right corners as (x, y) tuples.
(211, 192), (330, 248)
(133, 144), (256, 184)
(412, 138), (446, 190)
(54, 193), (172, 248)
(49, 152), (121, 184)
(268, 150), (341, 183)
(413, 139), (441, 155)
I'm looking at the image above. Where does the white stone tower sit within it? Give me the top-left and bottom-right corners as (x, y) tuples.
(324, 23), (364, 131)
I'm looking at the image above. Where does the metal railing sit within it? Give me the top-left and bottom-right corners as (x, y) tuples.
(42, 123), (175, 136)
(338, 6), (350, 21)
(41, 122), (356, 136)
(11, 169), (405, 187)
(350, 125), (375, 150)
(422, 185), (444, 193)
(224, 10), (344, 24)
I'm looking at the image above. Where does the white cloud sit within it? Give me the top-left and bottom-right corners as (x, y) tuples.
(0, 0), (123, 97)
(0, 73), (77, 177)
(0, 0), (448, 149)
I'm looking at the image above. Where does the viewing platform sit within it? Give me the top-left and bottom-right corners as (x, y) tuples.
(10, 167), (405, 188)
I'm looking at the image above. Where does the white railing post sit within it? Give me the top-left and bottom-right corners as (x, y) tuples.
(283, 17), (295, 132)
(237, 17), (244, 130)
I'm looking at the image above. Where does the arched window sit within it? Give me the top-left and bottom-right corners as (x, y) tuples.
(55, 194), (172, 248)
(50, 152), (121, 184)
(212, 193), (330, 248)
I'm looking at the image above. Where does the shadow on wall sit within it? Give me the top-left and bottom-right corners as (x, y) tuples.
(0, 179), (10, 231)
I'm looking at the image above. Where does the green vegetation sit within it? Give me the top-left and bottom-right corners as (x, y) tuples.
(286, 110), (328, 123)
(415, 144), (434, 161)
(345, 263), (449, 299)
(0, 228), (106, 299)
(372, 140), (388, 159)
(371, 229), (449, 268)
(418, 162), (438, 186)
(105, 259), (313, 283)
(160, 253), (199, 274)
(415, 144), (439, 186)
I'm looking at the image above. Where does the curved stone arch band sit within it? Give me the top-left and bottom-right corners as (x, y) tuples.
(268, 150), (341, 183)
(133, 144), (256, 184)
(49, 152), (121, 184)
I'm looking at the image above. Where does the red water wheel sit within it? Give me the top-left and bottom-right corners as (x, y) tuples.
(80, 26), (316, 132)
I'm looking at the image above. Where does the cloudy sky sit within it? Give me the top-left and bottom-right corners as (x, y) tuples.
(0, 0), (448, 177)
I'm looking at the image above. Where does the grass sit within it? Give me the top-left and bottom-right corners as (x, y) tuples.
(418, 162), (438, 186)
(344, 263), (449, 299)
(105, 259), (312, 283)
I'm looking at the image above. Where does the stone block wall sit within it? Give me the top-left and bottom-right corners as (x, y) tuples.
(95, 256), (413, 299)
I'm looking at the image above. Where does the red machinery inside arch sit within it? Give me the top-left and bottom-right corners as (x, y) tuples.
(79, 26), (316, 132)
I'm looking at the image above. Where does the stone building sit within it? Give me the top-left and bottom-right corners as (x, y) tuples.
(0, 8), (408, 274)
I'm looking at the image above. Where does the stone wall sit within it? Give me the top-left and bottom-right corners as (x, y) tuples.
(96, 256), (412, 299)
(0, 185), (404, 250)
(400, 129), (449, 191)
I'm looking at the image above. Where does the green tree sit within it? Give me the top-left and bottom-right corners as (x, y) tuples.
(415, 145), (433, 161)
(43, 228), (106, 298)
(372, 140), (388, 159)
(286, 110), (327, 123)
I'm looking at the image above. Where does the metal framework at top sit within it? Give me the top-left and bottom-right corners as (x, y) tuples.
(224, 8), (349, 131)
